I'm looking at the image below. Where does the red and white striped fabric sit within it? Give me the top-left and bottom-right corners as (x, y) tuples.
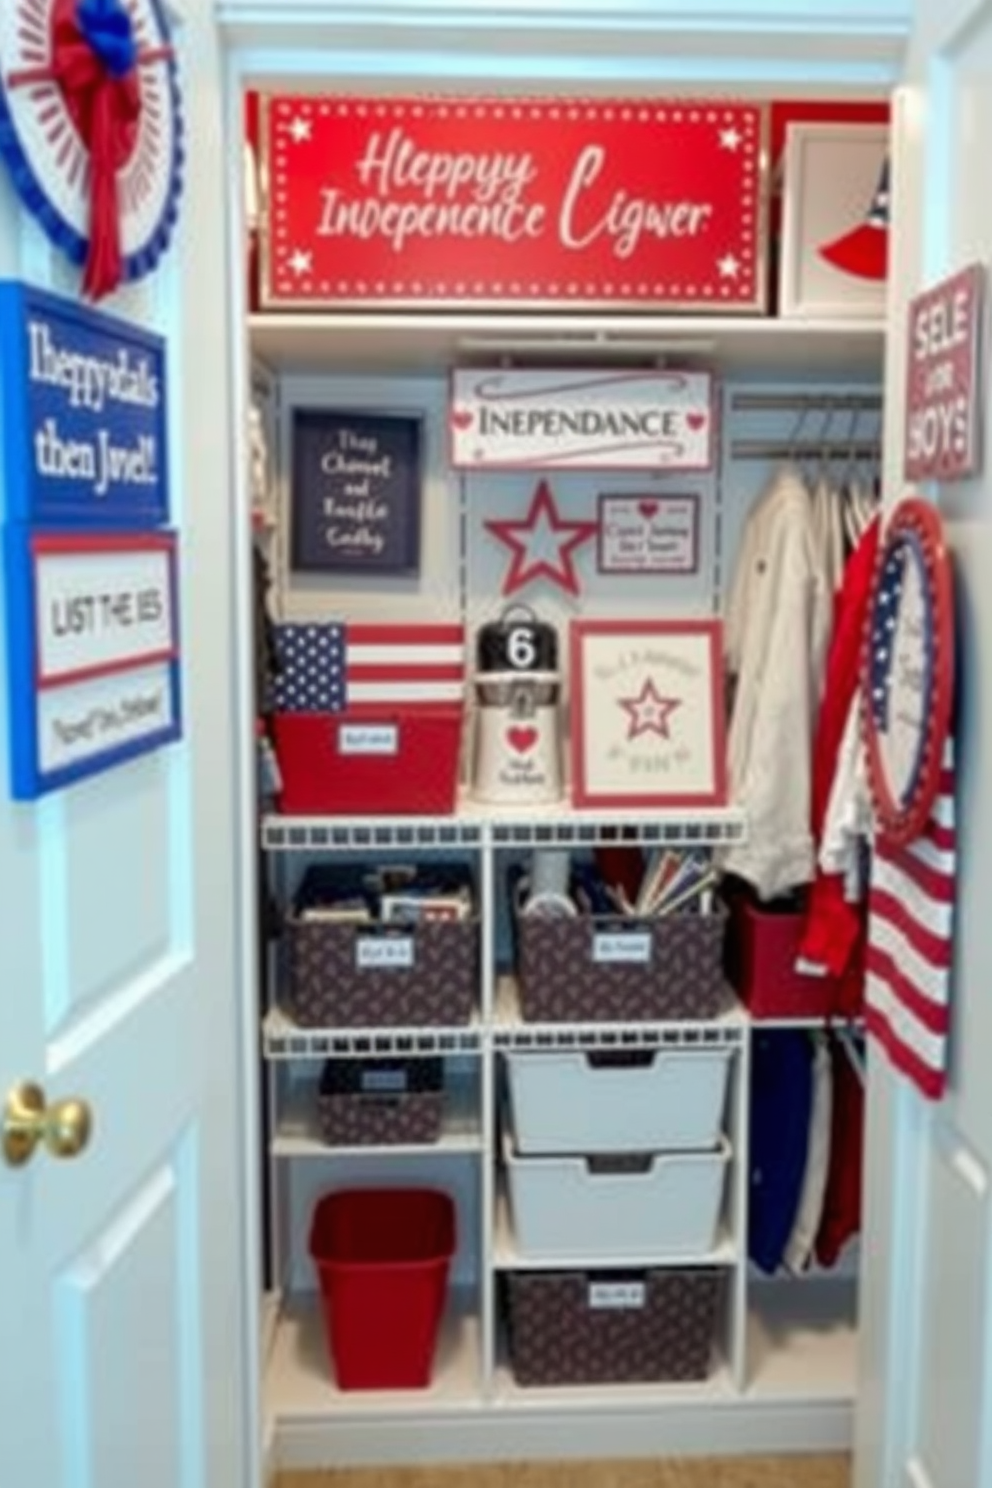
(346, 623), (465, 705)
(864, 738), (956, 1100)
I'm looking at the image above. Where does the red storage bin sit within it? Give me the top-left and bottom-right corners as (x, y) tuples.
(309, 1188), (456, 1390)
(273, 705), (463, 816)
(728, 894), (864, 1020)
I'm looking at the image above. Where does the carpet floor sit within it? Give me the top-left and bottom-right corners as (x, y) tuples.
(277, 1457), (853, 1488)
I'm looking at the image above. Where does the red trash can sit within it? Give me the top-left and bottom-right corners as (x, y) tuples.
(309, 1188), (456, 1390)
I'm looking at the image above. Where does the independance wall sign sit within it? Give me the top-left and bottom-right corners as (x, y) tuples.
(450, 369), (715, 471)
(260, 95), (767, 311)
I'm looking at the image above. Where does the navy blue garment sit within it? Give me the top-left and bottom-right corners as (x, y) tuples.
(748, 1031), (815, 1275)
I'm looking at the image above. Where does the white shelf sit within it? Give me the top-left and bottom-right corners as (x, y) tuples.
(750, 1016), (866, 1031)
(249, 312), (885, 378)
(262, 811), (484, 851)
(491, 1356), (735, 1409)
(261, 801), (747, 852)
(493, 1194), (736, 1271)
(264, 1005), (483, 1060)
(267, 1300), (482, 1419)
(493, 975), (745, 1050)
(273, 1082), (482, 1158)
(746, 1279), (858, 1403)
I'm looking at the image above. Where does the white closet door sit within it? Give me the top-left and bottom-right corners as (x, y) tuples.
(0, 3), (256, 1486)
(856, 3), (992, 1486)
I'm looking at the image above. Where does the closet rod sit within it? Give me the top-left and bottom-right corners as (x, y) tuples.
(730, 392), (882, 413)
(731, 439), (881, 461)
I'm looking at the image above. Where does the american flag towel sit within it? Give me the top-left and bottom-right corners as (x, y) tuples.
(864, 738), (956, 1101)
(275, 622), (465, 711)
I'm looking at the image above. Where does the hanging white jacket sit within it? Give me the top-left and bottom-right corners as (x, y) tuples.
(723, 466), (833, 900)
(812, 474), (846, 597)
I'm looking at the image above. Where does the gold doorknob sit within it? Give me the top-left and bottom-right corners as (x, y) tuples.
(2, 1082), (93, 1168)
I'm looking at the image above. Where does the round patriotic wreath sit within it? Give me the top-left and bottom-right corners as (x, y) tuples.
(0, 0), (184, 301)
(861, 496), (955, 849)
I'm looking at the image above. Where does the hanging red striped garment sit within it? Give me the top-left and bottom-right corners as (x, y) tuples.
(864, 737), (956, 1100)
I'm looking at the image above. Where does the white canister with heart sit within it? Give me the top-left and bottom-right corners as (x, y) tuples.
(471, 669), (563, 805)
(471, 606), (562, 805)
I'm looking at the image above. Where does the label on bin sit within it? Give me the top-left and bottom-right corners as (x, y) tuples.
(361, 1069), (408, 1093)
(338, 724), (399, 756)
(593, 932), (652, 964)
(588, 1282), (647, 1311)
(356, 936), (415, 969)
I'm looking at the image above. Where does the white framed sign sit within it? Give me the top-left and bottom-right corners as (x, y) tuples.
(569, 617), (727, 809)
(779, 122), (889, 321)
(597, 492), (700, 574)
(450, 368), (715, 471)
(4, 529), (182, 799)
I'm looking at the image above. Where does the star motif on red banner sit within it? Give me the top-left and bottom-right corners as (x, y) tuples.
(619, 678), (683, 740)
(485, 480), (598, 598)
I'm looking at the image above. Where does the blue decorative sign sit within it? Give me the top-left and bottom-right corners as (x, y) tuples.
(291, 408), (422, 575)
(3, 526), (182, 800)
(0, 282), (169, 528)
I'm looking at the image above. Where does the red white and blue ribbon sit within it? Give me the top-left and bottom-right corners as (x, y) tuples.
(0, 0), (183, 300)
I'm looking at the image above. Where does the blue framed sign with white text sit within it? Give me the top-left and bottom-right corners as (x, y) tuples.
(3, 527), (182, 800)
(0, 282), (169, 528)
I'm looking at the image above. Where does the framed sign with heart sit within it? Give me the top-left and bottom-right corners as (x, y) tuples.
(450, 368), (715, 471)
(597, 493), (701, 574)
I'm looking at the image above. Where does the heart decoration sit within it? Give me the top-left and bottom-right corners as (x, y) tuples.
(451, 408), (474, 431)
(638, 499), (660, 521)
(507, 726), (538, 755)
(686, 412), (707, 432)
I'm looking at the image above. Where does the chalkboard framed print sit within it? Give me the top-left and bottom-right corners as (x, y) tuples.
(862, 497), (954, 848)
(290, 408), (423, 575)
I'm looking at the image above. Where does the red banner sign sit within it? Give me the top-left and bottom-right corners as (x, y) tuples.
(904, 263), (985, 482)
(260, 96), (767, 311)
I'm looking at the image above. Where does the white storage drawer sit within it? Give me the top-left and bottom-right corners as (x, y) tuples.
(505, 1135), (731, 1260)
(506, 1048), (732, 1155)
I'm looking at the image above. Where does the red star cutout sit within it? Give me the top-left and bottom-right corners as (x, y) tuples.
(485, 480), (597, 598)
(619, 678), (682, 741)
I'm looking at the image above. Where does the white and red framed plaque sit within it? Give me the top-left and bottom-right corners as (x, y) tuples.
(259, 95), (768, 312)
(569, 618), (727, 810)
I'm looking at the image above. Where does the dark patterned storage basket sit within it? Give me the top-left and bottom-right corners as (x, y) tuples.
(317, 1058), (444, 1147)
(505, 1268), (722, 1387)
(283, 918), (479, 1028)
(515, 907), (729, 1022)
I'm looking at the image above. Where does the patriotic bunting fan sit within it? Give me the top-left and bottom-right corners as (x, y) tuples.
(0, 0), (184, 301)
(819, 157), (890, 283)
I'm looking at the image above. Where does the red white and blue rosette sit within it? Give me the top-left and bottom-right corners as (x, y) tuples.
(0, 0), (183, 301)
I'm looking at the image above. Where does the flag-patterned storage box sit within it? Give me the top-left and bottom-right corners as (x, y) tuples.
(504, 1268), (723, 1387)
(514, 907), (730, 1022)
(316, 1057), (445, 1146)
(271, 622), (466, 816)
(283, 865), (480, 1028)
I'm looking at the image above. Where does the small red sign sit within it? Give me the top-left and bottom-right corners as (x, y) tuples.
(260, 96), (767, 311)
(904, 263), (985, 482)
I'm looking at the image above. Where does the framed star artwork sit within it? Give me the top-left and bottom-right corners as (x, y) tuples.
(569, 618), (727, 809)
